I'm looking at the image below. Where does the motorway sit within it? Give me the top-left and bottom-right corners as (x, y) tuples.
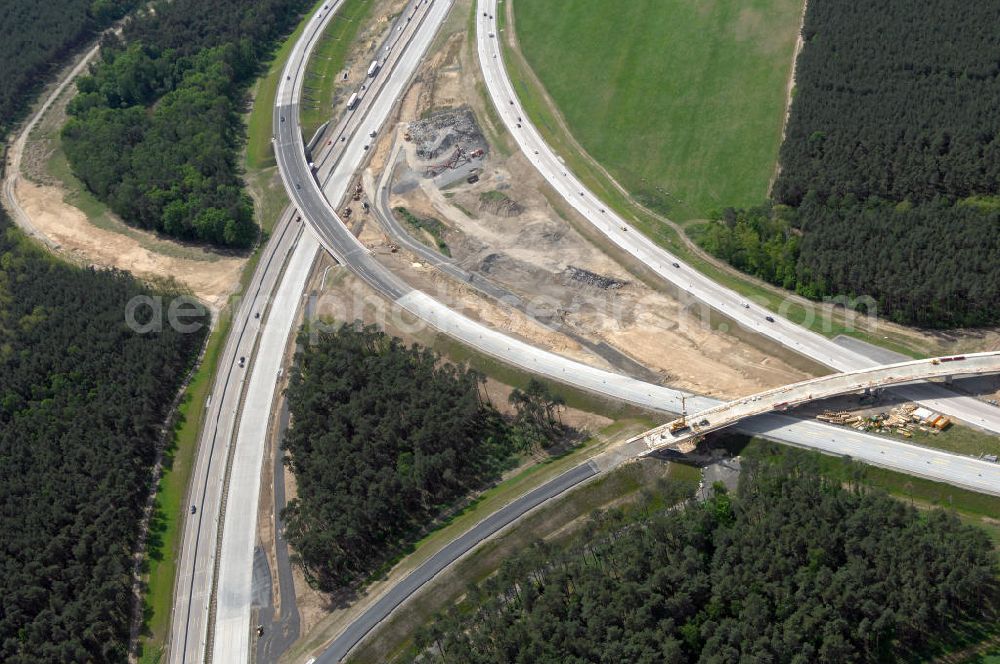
(640, 353), (1000, 450)
(472, 0), (1000, 436)
(2, 1), (993, 663)
(169, 203), (311, 664)
(188, 1), (457, 663)
(164, 0), (1000, 660)
(171, 0), (365, 660)
(264, 2), (1000, 662)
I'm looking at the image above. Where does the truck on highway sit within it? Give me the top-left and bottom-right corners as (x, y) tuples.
(367, 59), (380, 78)
(347, 92), (359, 110)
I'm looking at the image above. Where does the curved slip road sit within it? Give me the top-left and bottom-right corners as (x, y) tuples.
(315, 461), (601, 663)
(264, 3), (1000, 662)
(473, 0), (1000, 436)
(206, 1), (445, 662)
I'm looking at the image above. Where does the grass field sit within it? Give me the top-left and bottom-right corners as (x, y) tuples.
(511, 0), (803, 221)
(496, 1), (935, 357)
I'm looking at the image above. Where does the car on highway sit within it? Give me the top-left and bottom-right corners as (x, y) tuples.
(190, 505), (197, 514)
(765, 316), (775, 322)
(672, 262), (680, 268)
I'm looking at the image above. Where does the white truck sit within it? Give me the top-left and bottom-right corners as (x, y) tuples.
(346, 92), (359, 110)
(367, 59), (380, 78)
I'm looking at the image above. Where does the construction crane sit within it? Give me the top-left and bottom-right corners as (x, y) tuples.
(668, 395), (689, 434)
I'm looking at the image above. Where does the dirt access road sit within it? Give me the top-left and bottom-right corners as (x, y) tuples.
(4, 33), (243, 311)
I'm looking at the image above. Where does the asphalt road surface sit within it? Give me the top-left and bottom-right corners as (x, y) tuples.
(255, 401), (300, 664)
(314, 461), (601, 663)
(472, 0), (1000, 437)
(262, 0), (1000, 661)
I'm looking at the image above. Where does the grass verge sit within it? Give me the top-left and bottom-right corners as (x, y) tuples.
(393, 206), (451, 256)
(245, 0), (330, 171)
(137, 309), (232, 662)
(426, 331), (651, 421)
(495, 0), (932, 358)
(299, 0), (378, 140)
(907, 423), (1000, 459)
(338, 459), (701, 663)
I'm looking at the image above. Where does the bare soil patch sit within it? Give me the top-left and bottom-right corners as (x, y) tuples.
(15, 180), (243, 310)
(12, 56), (244, 310)
(375, 25), (812, 399)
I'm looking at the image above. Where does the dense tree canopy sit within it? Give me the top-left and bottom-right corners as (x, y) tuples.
(413, 461), (998, 663)
(698, 0), (1000, 328)
(0, 0), (137, 134)
(696, 198), (1000, 326)
(774, 1), (1000, 206)
(282, 323), (561, 592)
(0, 210), (208, 661)
(62, 0), (313, 247)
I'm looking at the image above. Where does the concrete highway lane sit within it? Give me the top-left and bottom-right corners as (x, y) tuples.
(262, 1), (1000, 661)
(171, 2), (352, 660)
(472, 0), (1000, 437)
(639, 353), (1000, 450)
(169, 208), (306, 664)
(176, 2), (451, 662)
(210, 230), (319, 661)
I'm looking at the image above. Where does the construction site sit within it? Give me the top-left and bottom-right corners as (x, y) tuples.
(815, 403), (950, 438)
(317, 14), (822, 402)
